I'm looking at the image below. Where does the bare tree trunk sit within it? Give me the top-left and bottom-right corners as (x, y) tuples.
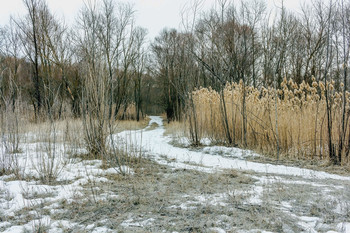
(274, 72), (280, 160)
(338, 0), (349, 162)
(323, 0), (337, 164)
(220, 90), (233, 145)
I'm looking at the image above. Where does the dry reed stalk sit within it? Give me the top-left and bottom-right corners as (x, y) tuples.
(188, 78), (350, 164)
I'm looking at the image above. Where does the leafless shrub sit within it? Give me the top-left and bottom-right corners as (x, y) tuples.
(63, 118), (84, 158)
(0, 101), (24, 177)
(31, 121), (67, 184)
(76, 0), (147, 174)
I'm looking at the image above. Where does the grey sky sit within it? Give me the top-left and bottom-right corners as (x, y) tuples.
(0, 0), (307, 41)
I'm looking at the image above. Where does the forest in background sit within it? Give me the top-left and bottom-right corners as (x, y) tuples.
(0, 0), (349, 165)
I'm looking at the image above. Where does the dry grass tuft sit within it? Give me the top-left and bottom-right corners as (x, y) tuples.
(115, 116), (150, 133)
(163, 120), (187, 137)
(115, 103), (144, 121)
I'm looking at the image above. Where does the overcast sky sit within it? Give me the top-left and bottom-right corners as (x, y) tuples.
(0, 0), (307, 41)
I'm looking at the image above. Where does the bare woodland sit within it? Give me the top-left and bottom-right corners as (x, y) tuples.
(1, 0), (350, 232)
(0, 0), (349, 168)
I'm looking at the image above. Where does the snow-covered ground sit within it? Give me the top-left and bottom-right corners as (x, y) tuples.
(117, 116), (350, 181)
(116, 116), (350, 232)
(0, 116), (349, 232)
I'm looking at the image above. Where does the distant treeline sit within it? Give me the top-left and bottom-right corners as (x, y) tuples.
(0, 0), (349, 122)
(0, 0), (162, 121)
(152, 0), (349, 121)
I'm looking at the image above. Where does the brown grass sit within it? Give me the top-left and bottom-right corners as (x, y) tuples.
(163, 120), (186, 137)
(114, 116), (150, 133)
(20, 116), (150, 137)
(186, 78), (350, 165)
(115, 103), (142, 121)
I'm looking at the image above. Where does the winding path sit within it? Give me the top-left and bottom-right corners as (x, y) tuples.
(116, 116), (350, 181)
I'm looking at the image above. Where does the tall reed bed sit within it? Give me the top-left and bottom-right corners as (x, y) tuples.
(187, 78), (350, 164)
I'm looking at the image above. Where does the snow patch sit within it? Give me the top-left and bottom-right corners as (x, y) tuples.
(337, 222), (350, 233)
(120, 217), (155, 228)
(116, 116), (350, 181)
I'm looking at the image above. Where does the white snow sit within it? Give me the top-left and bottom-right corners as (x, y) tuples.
(208, 227), (226, 233)
(201, 145), (259, 158)
(0, 135), (133, 232)
(337, 222), (350, 233)
(114, 116), (350, 233)
(0, 115), (349, 232)
(1, 226), (24, 233)
(120, 217), (155, 228)
(115, 116), (350, 181)
(298, 216), (321, 233)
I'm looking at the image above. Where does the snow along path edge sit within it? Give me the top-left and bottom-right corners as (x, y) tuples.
(113, 116), (350, 181)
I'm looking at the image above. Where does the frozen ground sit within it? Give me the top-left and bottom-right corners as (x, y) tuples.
(0, 116), (349, 232)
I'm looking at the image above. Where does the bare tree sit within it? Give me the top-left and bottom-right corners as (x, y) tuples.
(131, 27), (147, 121)
(0, 20), (21, 111)
(15, 0), (43, 120)
(337, 0), (350, 161)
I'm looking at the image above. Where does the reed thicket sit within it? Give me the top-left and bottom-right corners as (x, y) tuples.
(187, 78), (350, 164)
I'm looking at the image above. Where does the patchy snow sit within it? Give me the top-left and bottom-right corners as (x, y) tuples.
(2, 226), (24, 233)
(298, 216), (321, 233)
(120, 217), (155, 228)
(0, 134), (134, 232)
(201, 145), (259, 158)
(0, 222), (11, 229)
(337, 222), (350, 233)
(91, 227), (114, 233)
(0, 115), (349, 232)
(116, 116), (350, 181)
(247, 185), (264, 205)
(200, 138), (212, 146)
(0, 180), (30, 216)
(113, 116), (350, 232)
(208, 227), (226, 233)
